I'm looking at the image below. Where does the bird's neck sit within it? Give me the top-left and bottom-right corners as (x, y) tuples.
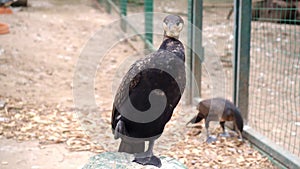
(163, 32), (179, 40)
(159, 37), (185, 62)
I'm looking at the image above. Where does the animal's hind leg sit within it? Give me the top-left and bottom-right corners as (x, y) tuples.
(205, 120), (217, 143)
(234, 123), (244, 142)
(219, 121), (230, 137)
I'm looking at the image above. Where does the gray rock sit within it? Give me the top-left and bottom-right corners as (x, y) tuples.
(82, 152), (187, 169)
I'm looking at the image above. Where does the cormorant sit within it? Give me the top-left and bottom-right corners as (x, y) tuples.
(111, 15), (185, 167)
(187, 98), (244, 143)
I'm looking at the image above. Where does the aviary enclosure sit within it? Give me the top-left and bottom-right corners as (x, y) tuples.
(98, 0), (300, 168)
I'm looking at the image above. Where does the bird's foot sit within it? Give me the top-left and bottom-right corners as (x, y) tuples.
(219, 132), (231, 138)
(237, 137), (244, 142)
(206, 135), (218, 143)
(133, 155), (162, 168)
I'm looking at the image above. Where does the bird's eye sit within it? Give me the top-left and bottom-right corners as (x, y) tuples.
(163, 22), (168, 29)
(176, 22), (180, 26)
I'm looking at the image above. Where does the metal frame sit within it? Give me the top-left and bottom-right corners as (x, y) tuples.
(187, 0), (204, 105)
(244, 126), (300, 169)
(103, 0), (119, 13)
(191, 0), (204, 104)
(100, 0), (154, 49)
(144, 0), (153, 45)
(233, 0), (251, 124)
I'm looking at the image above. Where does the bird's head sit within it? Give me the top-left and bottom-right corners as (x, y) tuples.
(163, 15), (184, 39)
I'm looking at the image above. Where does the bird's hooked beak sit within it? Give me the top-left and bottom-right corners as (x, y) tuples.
(163, 15), (184, 39)
(163, 22), (183, 38)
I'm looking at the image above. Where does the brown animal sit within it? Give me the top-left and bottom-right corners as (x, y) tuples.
(187, 98), (244, 143)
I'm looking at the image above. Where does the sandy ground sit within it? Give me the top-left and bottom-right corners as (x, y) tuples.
(0, 0), (279, 169)
(0, 138), (94, 169)
(0, 0), (109, 168)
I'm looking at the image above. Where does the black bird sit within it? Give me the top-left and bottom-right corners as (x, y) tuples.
(187, 98), (244, 143)
(111, 15), (185, 167)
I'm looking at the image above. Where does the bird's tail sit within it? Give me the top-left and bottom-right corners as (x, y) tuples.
(114, 117), (145, 154)
(233, 109), (244, 133)
(114, 117), (126, 139)
(118, 140), (145, 154)
(186, 113), (205, 126)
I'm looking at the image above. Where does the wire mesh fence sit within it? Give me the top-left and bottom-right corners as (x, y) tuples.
(199, 1), (234, 101)
(249, 0), (300, 158)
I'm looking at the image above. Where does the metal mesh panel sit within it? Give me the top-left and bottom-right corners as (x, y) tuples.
(200, 3), (234, 100)
(249, 0), (300, 157)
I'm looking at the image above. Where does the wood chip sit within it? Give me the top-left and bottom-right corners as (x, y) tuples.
(0, 98), (277, 168)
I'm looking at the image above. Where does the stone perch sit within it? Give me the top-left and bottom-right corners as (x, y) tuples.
(82, 152), (187, 169)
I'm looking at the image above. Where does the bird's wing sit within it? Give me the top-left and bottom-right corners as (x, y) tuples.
(202, 98), (224, 121)
(113, 53), (155, 108)
(112, 49), (185, 129)
(111, 53), (156, 128)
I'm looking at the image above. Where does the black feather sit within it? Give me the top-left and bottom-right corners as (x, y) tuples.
(111, 37), (185, 140)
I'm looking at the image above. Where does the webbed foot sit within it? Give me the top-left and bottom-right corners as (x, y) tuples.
(237, 137), (244, 142)
(133, 155), (162, 168)
(206, 135), (218, 143)
(219, 132), (231, 138)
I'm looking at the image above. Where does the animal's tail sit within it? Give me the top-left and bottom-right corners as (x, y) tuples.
(118, 140), (145, 154)
(186, 113), (205, 126)
(233, 109), (244, 133)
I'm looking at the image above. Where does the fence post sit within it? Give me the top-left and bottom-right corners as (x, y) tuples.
(186, 0), (193, 105)
(144, 0), (153, 48)
(233, 0), (251, 124)
(192, 0), (204, 104)
(233, 0), (239, 105)
(105, 0), (112, 13)
(120, 0), (127, 32)
(187, 0), (204, 105)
